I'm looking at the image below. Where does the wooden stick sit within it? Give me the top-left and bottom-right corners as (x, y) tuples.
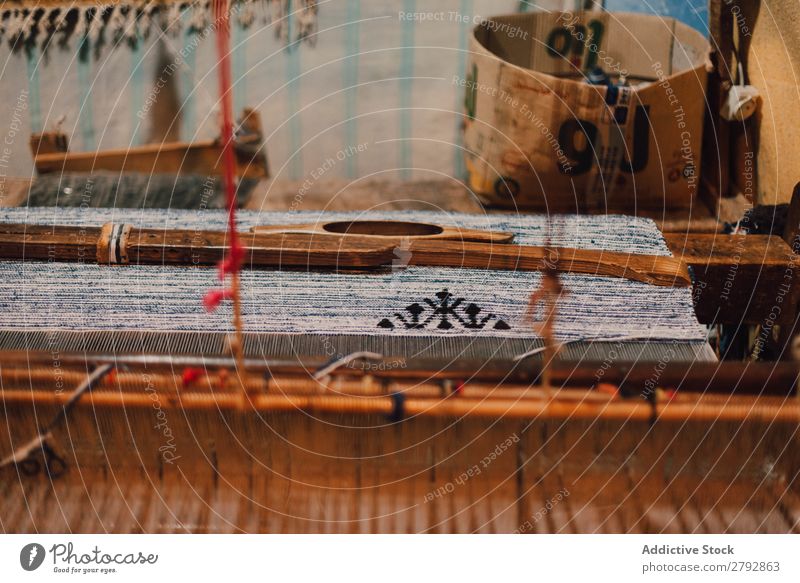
(0, 224), (395, 269)
(0, 223), (691, 287)
(3, 387), (799, 423)
(33, 140), (268, 179)
(1, 351), (796, 395)
(408, 240), (691, 287)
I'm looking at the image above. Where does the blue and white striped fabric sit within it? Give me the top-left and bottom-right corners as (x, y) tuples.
(0, 208), (706, 343)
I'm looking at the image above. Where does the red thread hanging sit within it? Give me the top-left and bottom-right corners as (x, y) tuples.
(204, 0), (242, 315)
(218, 243), (245, 280)
(215, 0), (239, 253)
(208, 0), (248, 396)
(203, 288), (234, 311)
(181, 367), (204, 387)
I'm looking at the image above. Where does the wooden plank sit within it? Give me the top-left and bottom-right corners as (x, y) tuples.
(784, 183), (800, 253)
(0, 224), (395, 269)
(131, 228), (395, 268)
(251, 220), (514, 244)
(0, 224), (102, 262)
(664, 233), (799, 325)
(408, 240), (691, 287)
(34, 141), (268, 180)
(0, 222), (691, 287)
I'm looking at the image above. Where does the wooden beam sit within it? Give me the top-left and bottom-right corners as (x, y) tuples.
(0, 223), (395, 269)
(33, 140), (268, 179)
(0, 222), (691, 287)
(664, 232), (799, 326)
(784, 182), (800, 253)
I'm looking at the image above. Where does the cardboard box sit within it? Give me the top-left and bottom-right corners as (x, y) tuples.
(462, 11), (711, 210)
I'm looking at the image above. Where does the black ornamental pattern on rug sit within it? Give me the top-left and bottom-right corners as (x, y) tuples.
(378, 289), (511, 331)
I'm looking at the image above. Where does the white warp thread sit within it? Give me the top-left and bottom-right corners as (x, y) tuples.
(0, 208), (706, 343)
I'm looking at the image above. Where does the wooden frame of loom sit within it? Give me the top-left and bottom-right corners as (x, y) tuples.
(30, 108), (269, 180)
(2, 357), (798, 422)
(1, 352), (799, 533)
(1, 1), (799, 533)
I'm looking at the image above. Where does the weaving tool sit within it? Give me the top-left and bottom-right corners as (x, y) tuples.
(0, 220), (691, 287)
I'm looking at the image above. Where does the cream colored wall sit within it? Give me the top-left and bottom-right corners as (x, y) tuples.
(745, 0), (800, 204)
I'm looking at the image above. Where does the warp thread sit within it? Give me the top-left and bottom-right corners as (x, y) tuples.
(0, 209), (707, 344)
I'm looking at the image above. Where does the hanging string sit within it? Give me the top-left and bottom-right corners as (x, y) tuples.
(525, 215), (567, 390)
(204, 0), (247, 397)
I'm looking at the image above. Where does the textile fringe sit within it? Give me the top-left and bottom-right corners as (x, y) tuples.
(0, 0), (319, 51)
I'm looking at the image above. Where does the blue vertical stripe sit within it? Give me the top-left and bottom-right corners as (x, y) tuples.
(25, 46), (42, 133)
(130, 33), (145, 145)
(232, 19), (247, 116)
(398, 0), (415, 180)
(343, 0), (360, 178)
(181, 9), (197, 142)
(77, 37), (95, 150)
(453, 0), (473, 179)
(286, 1), (302, 180)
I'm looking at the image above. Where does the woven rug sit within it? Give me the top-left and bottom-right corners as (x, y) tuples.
(0, 208), (709, 360)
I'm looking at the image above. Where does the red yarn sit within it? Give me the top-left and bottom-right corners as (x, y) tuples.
(214, 0), (239, 261)
(182, 367), (204, 387)
(218, 242), (245, 280)
(203, 0), (242, 314)
(203, 288), (234, 311)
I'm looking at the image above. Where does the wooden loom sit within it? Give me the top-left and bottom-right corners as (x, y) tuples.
(1, 351), (799, 533)
(2, 0), (800, 535)
(0, 217), (799, 533)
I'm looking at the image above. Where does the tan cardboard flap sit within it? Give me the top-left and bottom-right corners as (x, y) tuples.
(475, 11), (707, 80)
(464, 10), (710, 210)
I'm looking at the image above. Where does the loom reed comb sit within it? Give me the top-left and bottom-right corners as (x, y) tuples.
(0, 220), (691, 287)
